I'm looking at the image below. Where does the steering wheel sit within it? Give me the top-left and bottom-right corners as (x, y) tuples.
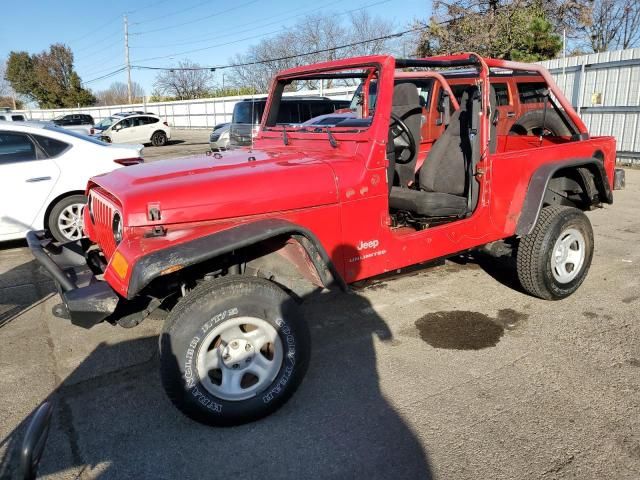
(389, 112), (416, 165)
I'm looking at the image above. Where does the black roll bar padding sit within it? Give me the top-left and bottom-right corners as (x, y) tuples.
(25, 231), (77, 292)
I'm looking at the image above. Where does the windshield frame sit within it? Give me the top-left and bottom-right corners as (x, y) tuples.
(260, 60), (392, 142)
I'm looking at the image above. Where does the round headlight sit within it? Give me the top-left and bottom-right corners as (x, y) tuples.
(112, 212), (123, 244)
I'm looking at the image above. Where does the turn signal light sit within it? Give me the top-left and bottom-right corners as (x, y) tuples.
(111, 251), (129, 280)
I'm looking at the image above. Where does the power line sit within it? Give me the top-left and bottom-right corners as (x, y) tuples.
(130, 0), (382, 50)
(81, 16), (424, 88)
(83, 67), (127, 85)
(132, 24), (426, 73)
(65, 16), (121, 46)
(130, 0), (344, 49)
(131, 0), (260, 35)
(130, 0), (213, 26)
(131, 0), (393, 64)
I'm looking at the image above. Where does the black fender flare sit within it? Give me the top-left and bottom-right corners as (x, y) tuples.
(127, 219), (346, 299)
(515, 158), (612, 236)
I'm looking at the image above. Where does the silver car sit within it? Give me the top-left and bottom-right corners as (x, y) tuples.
(209, 122), (230, 151)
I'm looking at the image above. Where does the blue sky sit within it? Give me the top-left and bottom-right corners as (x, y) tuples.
(1, 0), (430, 96)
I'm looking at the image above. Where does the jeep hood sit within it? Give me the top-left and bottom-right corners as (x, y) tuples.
(90, 148), (339, 226)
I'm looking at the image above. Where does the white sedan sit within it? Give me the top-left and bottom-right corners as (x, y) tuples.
(0, 122), (144, 243)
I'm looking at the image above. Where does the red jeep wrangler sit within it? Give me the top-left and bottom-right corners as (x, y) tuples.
(28, 53), (624, 426)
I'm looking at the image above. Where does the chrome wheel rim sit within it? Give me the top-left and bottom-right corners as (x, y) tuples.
(196, 317), (283, 401)
(57, 203), (85, 241)
(551, 228), (585, 283)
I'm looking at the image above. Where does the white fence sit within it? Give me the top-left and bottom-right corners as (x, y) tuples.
(539, 47), (640, 164)
(16, 86), (357, 129)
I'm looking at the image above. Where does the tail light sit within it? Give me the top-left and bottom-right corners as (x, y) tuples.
(163, 121), (169, 126)
(114, 157), (144, 166)
(90, 128), (95, 134)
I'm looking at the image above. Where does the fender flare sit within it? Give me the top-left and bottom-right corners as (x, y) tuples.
(515, 158), (612, 236)
(127, 219), (346, 299)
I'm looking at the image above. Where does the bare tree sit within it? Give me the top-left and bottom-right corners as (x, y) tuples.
(581, 0), (640, 52)
(228, 11), (394, 93)
(1, 58), (22, 108)
(96, 81), (145, 106)
(153, 61), (214, 100)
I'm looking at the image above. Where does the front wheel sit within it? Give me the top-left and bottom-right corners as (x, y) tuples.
(516, 205), (594, 300)
(159, 276), (310, 426)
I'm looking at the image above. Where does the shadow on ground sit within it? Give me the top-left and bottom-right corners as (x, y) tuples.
(0, 240), (56, 330)
(0, 244), (433, 479)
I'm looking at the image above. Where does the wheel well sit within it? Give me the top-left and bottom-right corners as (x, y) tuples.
(142, 234), (335, 301)
(545, 164), (604, 211)
(43, 190), (86, 229)
(152, 130), (166, 137)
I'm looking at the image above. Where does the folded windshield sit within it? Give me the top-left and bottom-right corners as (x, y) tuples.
(263, 66), (379, 132)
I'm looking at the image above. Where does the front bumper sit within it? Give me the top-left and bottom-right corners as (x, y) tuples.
(26, 231), (119, 328)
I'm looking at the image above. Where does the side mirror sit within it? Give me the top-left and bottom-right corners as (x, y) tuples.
(20, 401), (55, 480)
(113, 124), (122, 131)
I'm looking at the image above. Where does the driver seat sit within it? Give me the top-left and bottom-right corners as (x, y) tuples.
(389, 86), (480, 217)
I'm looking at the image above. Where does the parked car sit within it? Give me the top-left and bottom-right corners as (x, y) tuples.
(229, 96), (350, 147)
(0, 110), (27, 121)
(51, 113), (94, 127)
(0, 122), (143, 242)
(92, 113), (171, 146)
(28, 54), (624, 428)
(209, 123), (230, 151)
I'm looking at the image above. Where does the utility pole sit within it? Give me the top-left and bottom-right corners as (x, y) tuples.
(124, 14), (132, 104)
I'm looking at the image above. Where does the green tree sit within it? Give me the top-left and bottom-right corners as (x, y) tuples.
(417, 1), (564, 61)
(6, 44), (95, 108)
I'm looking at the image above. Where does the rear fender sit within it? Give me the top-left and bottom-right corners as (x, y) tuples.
(516, 158), (612, 236)
(127, 219), (346, 299)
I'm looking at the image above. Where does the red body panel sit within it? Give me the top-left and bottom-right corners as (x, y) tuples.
(83, 54), (616, 299)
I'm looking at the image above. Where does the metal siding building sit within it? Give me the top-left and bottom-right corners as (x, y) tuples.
(538, 47), (640, 164)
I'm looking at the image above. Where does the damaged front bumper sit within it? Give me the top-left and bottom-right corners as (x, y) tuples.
(26, 231), (119, 328)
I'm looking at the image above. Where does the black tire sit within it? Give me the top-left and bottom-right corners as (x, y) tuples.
(509, 110), (571, 137)
(151, 131), (168, 146)
(516, 206), (594, 300)
(159, 276), (310, 426)
(102, 136), (111, 143)
(47, 194), (87, 243)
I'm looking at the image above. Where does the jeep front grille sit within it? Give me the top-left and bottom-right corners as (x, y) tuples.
(89, 190), (118, 259)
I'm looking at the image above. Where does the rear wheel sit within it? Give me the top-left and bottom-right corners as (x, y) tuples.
(151, 131), (168, 146)
(48, 194), (87, 242)
(516, 206), (593, 300)
(159, 276), (310, 426)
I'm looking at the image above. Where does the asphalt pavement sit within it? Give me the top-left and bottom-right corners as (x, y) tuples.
(0, 142), (638, 479)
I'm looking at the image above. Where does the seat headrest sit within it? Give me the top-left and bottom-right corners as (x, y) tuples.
(393, 83), (420, 107)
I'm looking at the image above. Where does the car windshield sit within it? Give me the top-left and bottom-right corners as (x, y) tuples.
(95, 116), (116, 129)
(232, 101), (266, 124)
(263, 67), (377, 132)
(43, 125), (110, 145)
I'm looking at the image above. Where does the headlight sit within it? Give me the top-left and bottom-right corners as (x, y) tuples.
(112, 212), (123, 244)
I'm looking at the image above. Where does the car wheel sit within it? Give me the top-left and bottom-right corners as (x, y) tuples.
(516, 206), (594, 300)
(48, 194), (87, 243)
(102, 136), (111, 143)
(159, 276), (310, 426)
(151, 131), (168, 146)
